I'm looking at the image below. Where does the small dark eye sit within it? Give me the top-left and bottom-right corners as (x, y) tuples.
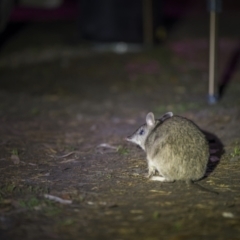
(139, 129), (145, 135)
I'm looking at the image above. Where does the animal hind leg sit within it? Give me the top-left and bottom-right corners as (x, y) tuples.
(150, 176), (174, 182)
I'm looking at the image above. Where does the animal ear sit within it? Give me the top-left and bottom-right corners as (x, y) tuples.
(146, 112), (155, 126)
(160, 112), (173, 122)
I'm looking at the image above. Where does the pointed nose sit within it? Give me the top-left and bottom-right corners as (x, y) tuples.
(125, 136), (131, 142)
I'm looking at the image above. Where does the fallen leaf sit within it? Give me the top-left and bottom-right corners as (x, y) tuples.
(60, 159), (77, 164)
(97, 143), (118, 150)
(222, 212), (234, 218)
(50, 151), (76, 159)
(11, 155), (20, 164)
(44, 194), (72, 204)
(149, 190), (171, 195)
(28, 163), (37, 166)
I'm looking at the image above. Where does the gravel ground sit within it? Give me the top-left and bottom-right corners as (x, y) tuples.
(0, 5), (240, 239)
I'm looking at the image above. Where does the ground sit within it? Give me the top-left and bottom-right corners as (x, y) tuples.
(0, 7), (240, 240)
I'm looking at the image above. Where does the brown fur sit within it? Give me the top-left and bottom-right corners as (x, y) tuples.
(127, 112), (209, 182)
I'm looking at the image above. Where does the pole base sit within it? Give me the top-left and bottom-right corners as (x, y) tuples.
(208, 94), (218, 104)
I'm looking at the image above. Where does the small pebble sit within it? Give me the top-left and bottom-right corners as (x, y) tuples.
(222, 212), (234, 218)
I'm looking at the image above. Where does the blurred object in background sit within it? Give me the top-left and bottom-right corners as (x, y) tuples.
(80, 0), (142, 43)
(10, 0), (77, 22)
(0, 0), (77, 50)
(0, 0), (15, 33)
(0, 0), (192, 51)
(218, 42), (240, 100)
(19, 0), (63, 8)
(79, 0), (164, 44)
(0, 0), (76, 33)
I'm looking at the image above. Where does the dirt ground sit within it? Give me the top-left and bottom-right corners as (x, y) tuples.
(1, 8), (240, 240)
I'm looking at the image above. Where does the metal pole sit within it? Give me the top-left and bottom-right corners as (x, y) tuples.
(209, 10), (218, 103)
(207, 0), (222, 104)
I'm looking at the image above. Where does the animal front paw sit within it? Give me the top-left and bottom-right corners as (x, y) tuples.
(147, 171), (155, 178)
(147, 168), (157, 178)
